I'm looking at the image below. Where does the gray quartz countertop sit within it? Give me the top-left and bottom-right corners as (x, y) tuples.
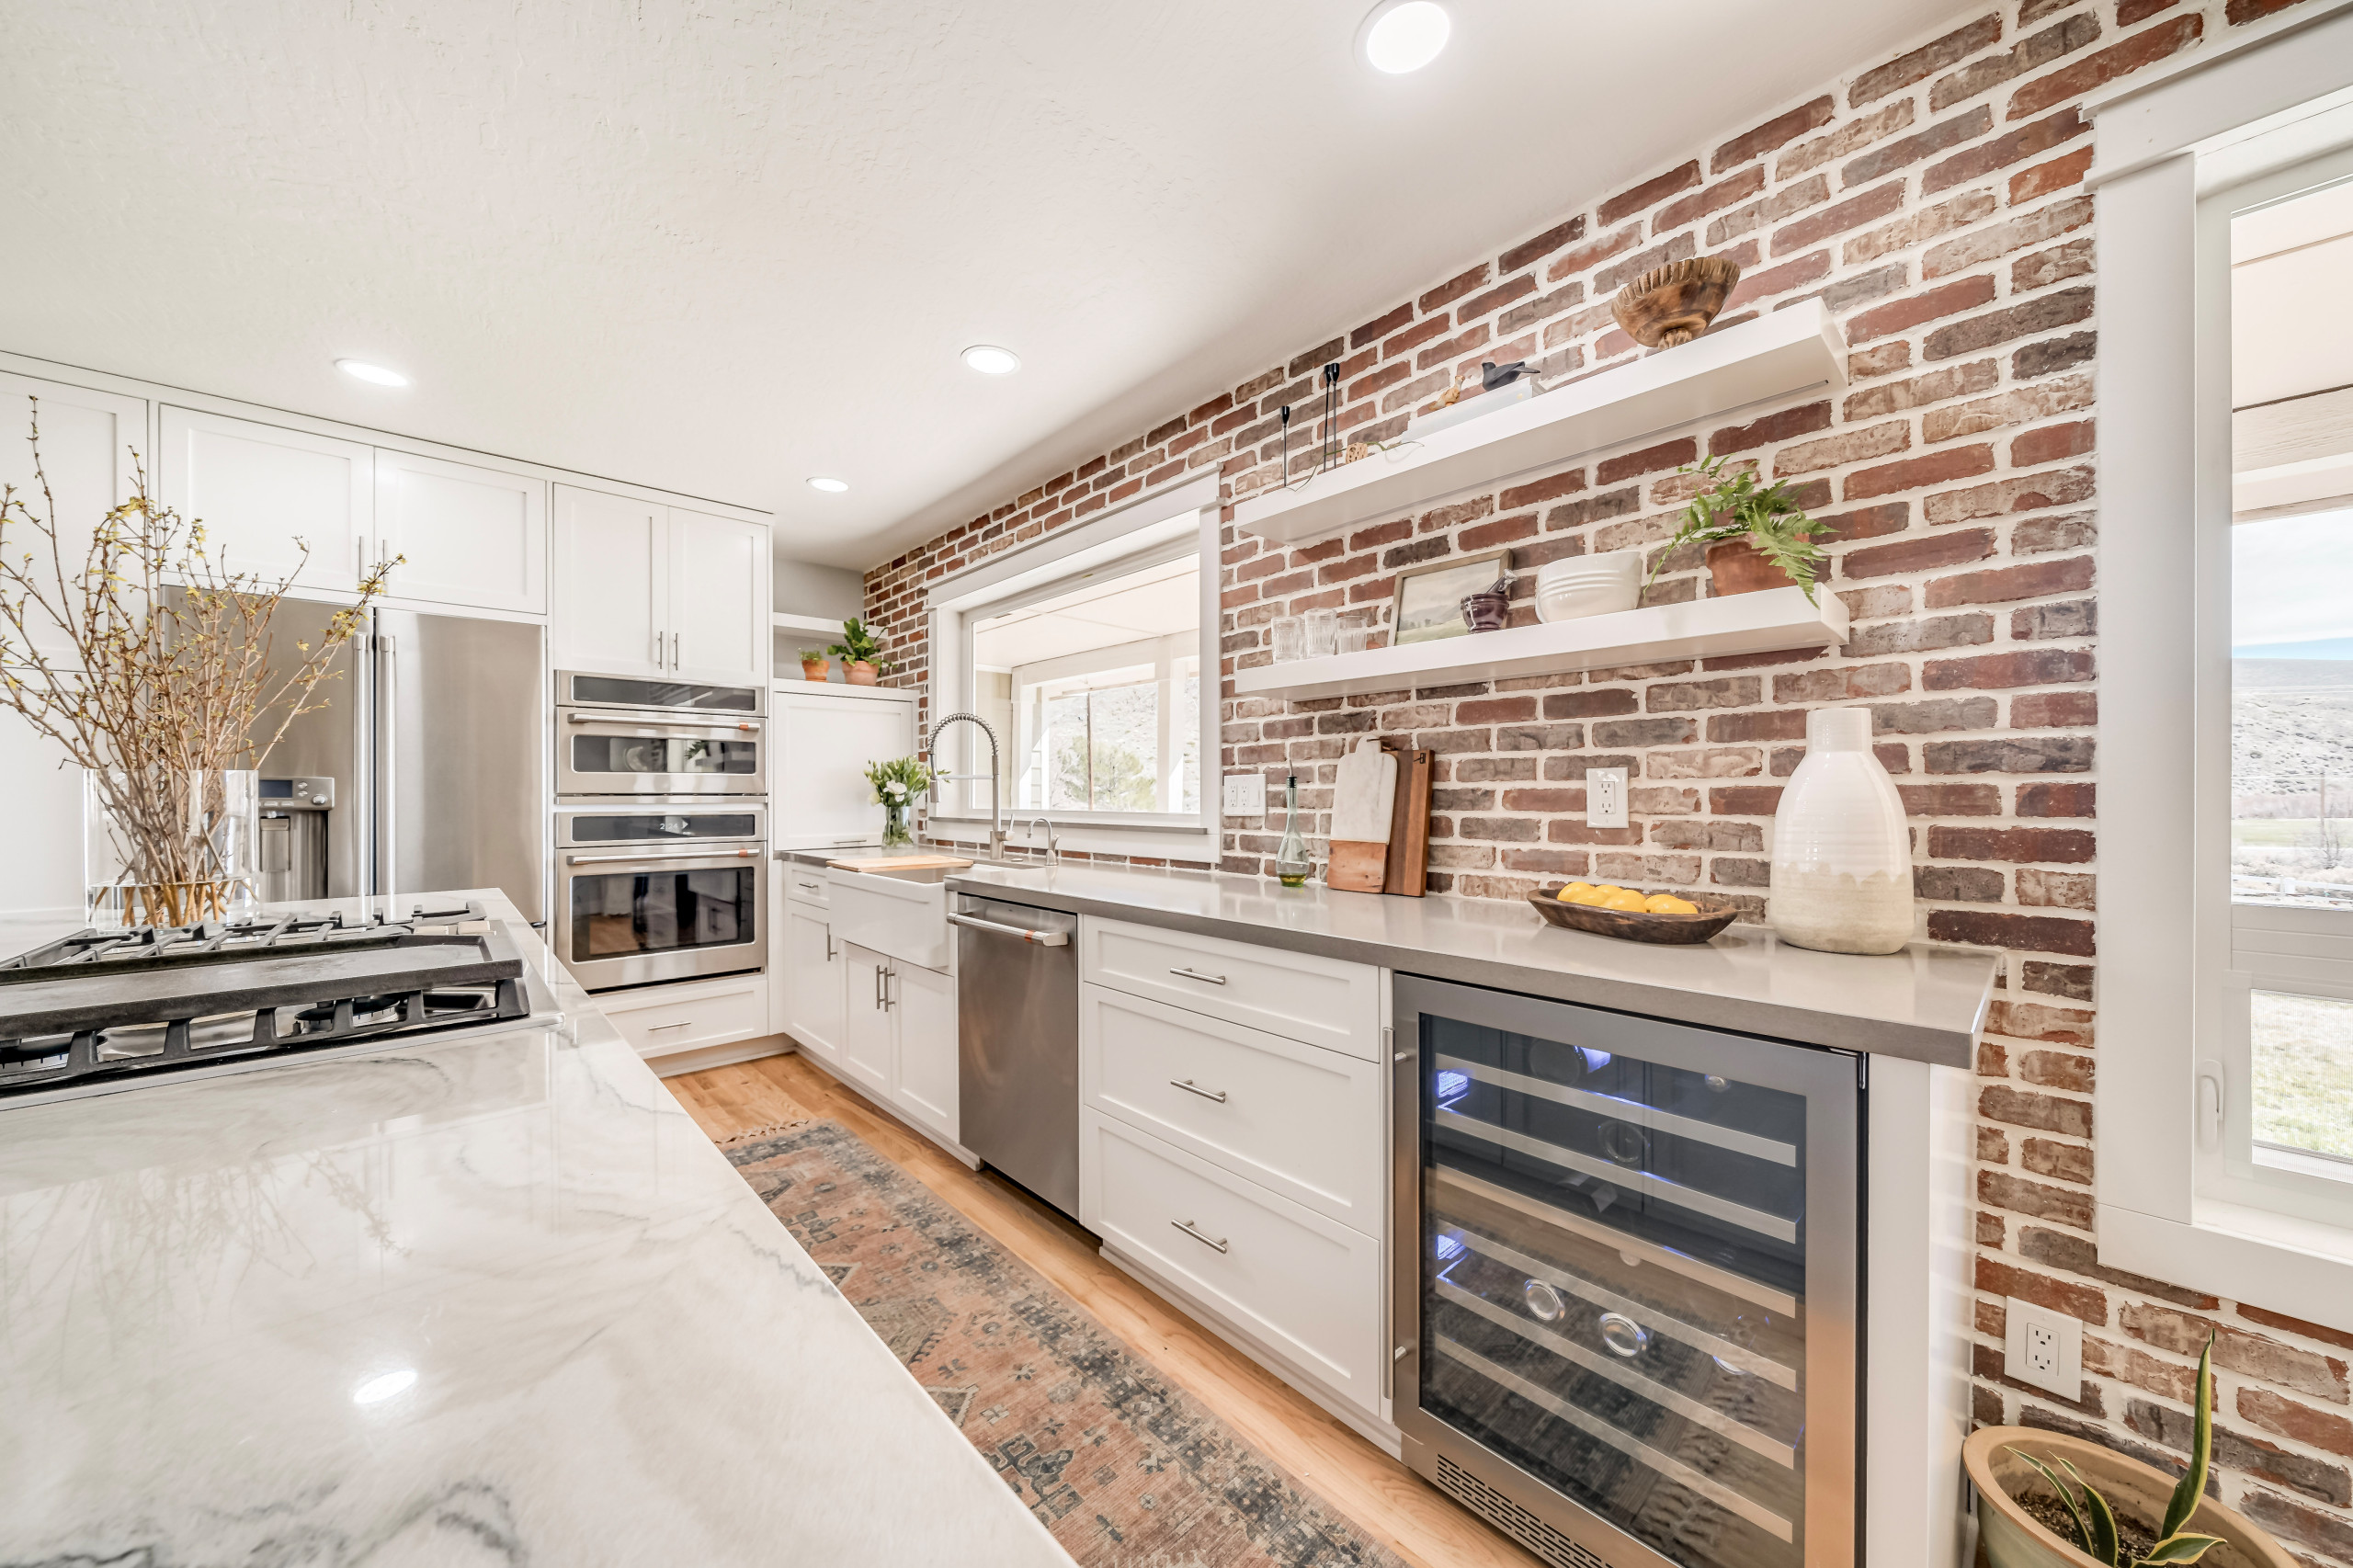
(0, 892), (1072, 1567)
(945, 861), (1995, 1068)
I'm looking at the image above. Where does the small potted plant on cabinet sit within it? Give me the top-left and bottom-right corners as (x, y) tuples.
(1641, 454), (1834, 605)
(828, 618), (890, 686)
(1964, 1334), (2295, 1568)
(799, 649), (830, 682)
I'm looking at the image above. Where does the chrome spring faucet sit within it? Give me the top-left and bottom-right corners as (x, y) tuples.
(926, 711), (1006, 863)
(1025, 816), (1061, 865)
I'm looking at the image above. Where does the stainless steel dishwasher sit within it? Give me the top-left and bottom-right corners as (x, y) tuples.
(951, 892), (1080, 1218)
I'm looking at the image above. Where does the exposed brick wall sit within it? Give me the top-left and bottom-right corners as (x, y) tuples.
(864, 2), (2353, 1554)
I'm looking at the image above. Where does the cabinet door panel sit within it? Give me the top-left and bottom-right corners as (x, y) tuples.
(772, 689), (914, 849)
(160, 407), (369, 595)
(782, 902), (843, 1064)
(837, 943), (893, 1098)
(376, 450), (545, 614)
(551, 485), (665, 676)
(0, 371), (146, 663)
(669, 507), (767, 685)
(893, 960), (958, 1141)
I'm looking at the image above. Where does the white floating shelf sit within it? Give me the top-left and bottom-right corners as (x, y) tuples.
(773, 610), (844, 635)
(1233, 301), (1847, 545)
(1232, 586), (1849, 702)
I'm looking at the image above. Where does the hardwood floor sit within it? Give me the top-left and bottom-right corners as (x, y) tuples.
(665, 1047), (1540, 1568)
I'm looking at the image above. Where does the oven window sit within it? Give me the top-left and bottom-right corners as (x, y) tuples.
(571, 867), (756, 960)
(568, 812), (757, 842)
(569, 676), (757, 711)
(569, 735), (758, 776)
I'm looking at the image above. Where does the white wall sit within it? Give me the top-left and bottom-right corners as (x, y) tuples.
(2, 710), (85, 915)
(773, 552), (864, 620)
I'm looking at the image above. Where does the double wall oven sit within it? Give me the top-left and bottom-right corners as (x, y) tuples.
(552, 672), (767, 992)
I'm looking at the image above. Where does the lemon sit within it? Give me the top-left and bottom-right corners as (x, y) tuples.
(1645, 893), (1699, 915)
(1601, 890), (1649, 912)
(1567, 888), (1606, 905)
(1556, 881), (1595, 903)
(1592, 884), (1624, 897)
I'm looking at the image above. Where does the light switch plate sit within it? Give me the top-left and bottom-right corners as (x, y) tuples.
(1587, 767), (1629, 830)
(2004, 1296), (2083, 1399)
(1222, 773), (1267, 817)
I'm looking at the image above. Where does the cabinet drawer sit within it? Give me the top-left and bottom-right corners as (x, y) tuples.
(603, 975), (768, 1060)
(1081, 917), (1380, 1059)
(1081, 984), (1382, 1233)
(1081, 1110), (1384, 1415)
(779, 865), (832, 906)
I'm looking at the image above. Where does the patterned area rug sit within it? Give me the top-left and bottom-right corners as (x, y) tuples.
(724, 1119), (1410, 1568)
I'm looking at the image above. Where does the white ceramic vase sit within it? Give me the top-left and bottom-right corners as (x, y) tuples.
(1769, 708), (1914, 955)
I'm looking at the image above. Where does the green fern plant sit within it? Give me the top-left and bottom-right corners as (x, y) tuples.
(2006, 1333), (2225, 1567)
(1639, 454), (1835, 606)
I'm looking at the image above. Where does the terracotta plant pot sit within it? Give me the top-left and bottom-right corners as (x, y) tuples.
(846, 660), (880, 687)
(1963, 1427), (2297, 1568)
(801, 657), (829, 682)
(1706, 539), (1789, 597)
(1610, 256), (1743, 348)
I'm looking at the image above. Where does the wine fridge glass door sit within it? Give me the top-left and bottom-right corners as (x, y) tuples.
(1392, 975), (1860, 1568)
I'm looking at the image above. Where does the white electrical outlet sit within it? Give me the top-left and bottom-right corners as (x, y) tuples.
(2004, 1296), (2083, 1399)
(1222, 773), (1267, 817)
(1588, 767), (1629, 830)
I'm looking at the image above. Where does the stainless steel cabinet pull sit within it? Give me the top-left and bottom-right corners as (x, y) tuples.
(949, 913), (1069, 946)
(1170, 1219), (1229, 1254)
(1167, 966), (1227, 985)
(823, 926), (835, 962)
(1168, 1078), (1228, 1104)
(654, 631), (665, 668)
(647, 1020), (693, 1032)
(672, 631), (681, 668)
(564, 847), (754, 865)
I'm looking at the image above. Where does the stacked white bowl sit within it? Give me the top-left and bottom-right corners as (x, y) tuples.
(1534, 551), (1643, 622)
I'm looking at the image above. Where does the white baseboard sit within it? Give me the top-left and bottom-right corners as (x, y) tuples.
(646, 1035), (795, 1078)
(1099, 1242), (1403, 1458)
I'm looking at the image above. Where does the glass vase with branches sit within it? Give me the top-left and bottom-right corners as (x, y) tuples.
(0, 399), (397, 925)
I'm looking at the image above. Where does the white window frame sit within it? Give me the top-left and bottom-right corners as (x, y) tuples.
(2097, 0), (2353, 1331)
(925, 472), (1221, 862)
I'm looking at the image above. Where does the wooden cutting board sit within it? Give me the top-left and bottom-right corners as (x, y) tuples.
(1381, 743), (1434, 898)
(826, 854), (975, 872)
(1327, 737), (1397, 894)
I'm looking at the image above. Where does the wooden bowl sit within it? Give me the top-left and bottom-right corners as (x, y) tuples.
(1527, 886), (1740, 945)
(1610, 256), (1743, 348)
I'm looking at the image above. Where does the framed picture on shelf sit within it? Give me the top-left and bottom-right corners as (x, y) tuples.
(1390, 549), (1511, 645)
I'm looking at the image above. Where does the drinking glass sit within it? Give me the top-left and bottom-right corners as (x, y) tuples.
(1269, 615), (1306, 661)
(1304, 608), (1338, 658)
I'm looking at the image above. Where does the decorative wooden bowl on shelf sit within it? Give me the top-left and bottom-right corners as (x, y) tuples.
(1610, 256), (1744, 348)
(1528, 886), (1741, 945)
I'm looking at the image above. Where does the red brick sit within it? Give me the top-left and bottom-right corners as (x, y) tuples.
(1844, 106), (1995, 187)
(1546, 226), (1640, 283)
(1841, 528), (1996, 580)
(1500, 470), (1588, 511)
(1597, 437), (1698, 486)
(1926, 648), (2095, 689)
(1929, 825), (2096, 863)
(1775, 421), (1911, 476)
(1978, 1253), (2109, 1323)
(1924, 558), (2096, 611)
(1925, 197), (2096, 278)
(1711, 401), (1833, 456)
(1847, 276), (2001, 346)
(1597, 161), (1701, 227)
(1499, 216), (1587, 275)
(1456, 273), (1539, 323)
(2228, 0), (2309, 19)
(1654, 166), (1767, 234)
(2120, 0), (2178, 24)
(1713, 96), (1836, 172)
(1771, 181), (1907, 256)
(1929, 908), (2095, 953)
(2011, 14), (2204, 119)
(2019, 782), (2097, 818)
(2121, 1304), (2351, 1403)
(2239, 1390), (2353, 1460)
(1722, 249), (1834, 312)
(1923, 108), (2089, 196)
(1853, 14), (2006, 107)
(1710, 786), (1785, 814)
(1899, 782), (2004, 814)
(1350, 302), (1415, 350)
(2239, 1305), (2353, 1356)
(2012, 147), (2095, 203)
(1846, 446), (1997, 501)
(1931, 12), (2102, 111)
(2013, 690), (2096, 728)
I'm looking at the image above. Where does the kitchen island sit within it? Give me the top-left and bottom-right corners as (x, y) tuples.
(0, 892), (1072, 1566)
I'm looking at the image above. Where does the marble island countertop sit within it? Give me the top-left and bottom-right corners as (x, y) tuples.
(937, 858), (1996, 1067)
(0, 892), (1073, 1566)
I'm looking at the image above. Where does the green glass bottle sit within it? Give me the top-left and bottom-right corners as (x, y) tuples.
(1275, 772), (1313, 887)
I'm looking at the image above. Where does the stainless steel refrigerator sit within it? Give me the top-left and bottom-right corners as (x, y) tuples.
(256, 600), (545, 921)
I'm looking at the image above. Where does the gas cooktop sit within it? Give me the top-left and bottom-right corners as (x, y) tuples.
(0, 902), (563, 1108)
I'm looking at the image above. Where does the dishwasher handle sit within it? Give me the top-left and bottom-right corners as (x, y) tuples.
(949, 912), (1070, 947)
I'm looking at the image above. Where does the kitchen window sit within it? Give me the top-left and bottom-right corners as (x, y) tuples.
(926, 477), (1219, 855)
(2100, 13), (2353, 1323)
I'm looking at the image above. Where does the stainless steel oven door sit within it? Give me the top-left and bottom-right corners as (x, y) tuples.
(553, 801), (768, 849)
(555, 670), (764, 716)
(554, 842), (767, 991)
(556, 707), (767, 797)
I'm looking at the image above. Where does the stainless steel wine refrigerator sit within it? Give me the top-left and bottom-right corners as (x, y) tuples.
(1391, 976), (1862, 1568)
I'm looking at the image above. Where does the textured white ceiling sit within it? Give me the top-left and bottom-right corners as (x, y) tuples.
(2, 0), (1973, 571)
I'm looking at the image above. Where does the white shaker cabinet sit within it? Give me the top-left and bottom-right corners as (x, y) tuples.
(838, 942), (895, 1100)
(551, 484), (666, 676)
(779, 893), (845, 1067)
(0, 369), (148, 661)
(835, 939), (960, 1151)
(551, 487), (768, 684)
(159, 407), (371, 596)
(771, 686), (915, 850)
(375, 449), (546, 615)
(669, 507), (767, 686)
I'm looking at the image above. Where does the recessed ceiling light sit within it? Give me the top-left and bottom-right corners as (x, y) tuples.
(335, 358), (409, 387)
(1358, 0), (1450, 73)
(806, 476), (849, 494)
(961, 345), (1021, 376)
(352, 1369), (417, 1405)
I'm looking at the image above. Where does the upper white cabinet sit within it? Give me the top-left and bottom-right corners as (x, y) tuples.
(375, 449), (546, 615)
(551, 486), (768, 684)
(0, 370), (148, 661)
(771, 687), (915, 849)
(670, 507), (767, 685)
(160, 407), (371, 596)
(552, 485), (666, 674)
